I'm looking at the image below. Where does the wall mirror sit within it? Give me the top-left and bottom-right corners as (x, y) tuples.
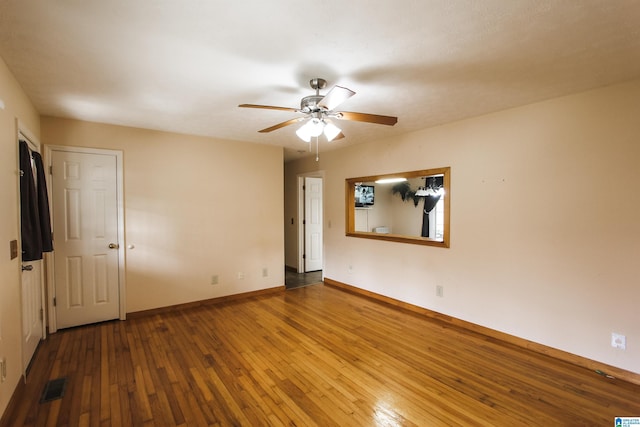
(346, 167), (450, 247)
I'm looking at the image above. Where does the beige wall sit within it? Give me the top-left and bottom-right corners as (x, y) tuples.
(285, 79), (640, 375)
(1, 56), (284, 417)
(0, 56), (41, 417)
(42, 118), (284, 313)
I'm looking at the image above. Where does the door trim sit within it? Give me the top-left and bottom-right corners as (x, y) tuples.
(296, 171), (324, 273)
(44, 145), (126, 333)
(17, 120), (46, 377)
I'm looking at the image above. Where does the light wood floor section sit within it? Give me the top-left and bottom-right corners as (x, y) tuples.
(3, 283), (639, 426)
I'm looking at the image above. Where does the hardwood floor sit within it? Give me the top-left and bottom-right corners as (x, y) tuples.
(3, 283), (639, 426)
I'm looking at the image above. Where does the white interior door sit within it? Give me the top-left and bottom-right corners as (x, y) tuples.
(21, 251), (43, 372)
(19, 135), (45, 373)
(51, 150), (121, 329)
(304, 177), (323, 272)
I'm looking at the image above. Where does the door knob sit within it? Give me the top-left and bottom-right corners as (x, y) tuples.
(108, 243), (120, 249)
(22, 265), (33, 271)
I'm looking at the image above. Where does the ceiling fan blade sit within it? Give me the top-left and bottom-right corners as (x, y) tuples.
(337, 111), (398, 126)
(318, 85), (356, 110)
(258, 118), (304, 133)
(333, 132), (345, 141)
(239, 104), (299, 112)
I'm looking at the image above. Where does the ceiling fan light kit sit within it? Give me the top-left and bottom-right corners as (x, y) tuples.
(295, 118), (322, 142)
(295, 117), (342, 142)
(239, 78), (398, 154)
(322, 121), (342, 141)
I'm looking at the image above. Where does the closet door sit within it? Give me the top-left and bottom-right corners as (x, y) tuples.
(51, 150), (121, 329)
(21, 257), (43, 371)
(18, 137), (45, 374)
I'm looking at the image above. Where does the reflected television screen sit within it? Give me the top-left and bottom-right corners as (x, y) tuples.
(355, 185), (375, 207)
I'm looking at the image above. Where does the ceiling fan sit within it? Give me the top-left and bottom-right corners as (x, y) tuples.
(239, 78), (398, 143)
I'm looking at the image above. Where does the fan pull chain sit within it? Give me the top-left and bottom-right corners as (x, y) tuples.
(315, 136), (320, 161)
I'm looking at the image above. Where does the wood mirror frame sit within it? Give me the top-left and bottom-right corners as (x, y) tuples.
(345, 167), (450, 247)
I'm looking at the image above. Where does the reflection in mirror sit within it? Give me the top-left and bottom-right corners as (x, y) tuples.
(346, 167), (450, 247)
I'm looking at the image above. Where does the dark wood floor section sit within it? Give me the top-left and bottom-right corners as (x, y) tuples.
(284, 270), (322, 289)
(4, 284), (639, 426)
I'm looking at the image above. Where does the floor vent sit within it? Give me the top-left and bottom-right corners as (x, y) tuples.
(40, 377), (68, 403)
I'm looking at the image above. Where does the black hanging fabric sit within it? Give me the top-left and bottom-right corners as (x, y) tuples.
(420, 195), (441, 238)
(32, 151), (54, 252)
(20, 140), (43, 261)
(19, 140), (53, 261)
(419, 176), (444, 238)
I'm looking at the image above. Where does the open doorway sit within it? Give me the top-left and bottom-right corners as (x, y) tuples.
(286, 173), (324, 289)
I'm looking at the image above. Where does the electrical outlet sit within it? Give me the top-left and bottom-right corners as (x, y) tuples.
(262, 268), (268, 277)
(436, 285), (444, 297)
(210, 275), (218, 285)
(237, 272), (244, 280)
(611, 333), (626, 350)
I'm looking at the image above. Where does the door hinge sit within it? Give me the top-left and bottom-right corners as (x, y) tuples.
(49, 165), (53, 175)
(303, 254), (306, 259)
(39, 308), (43, 321)
(53, 297), (57, 307)
(303, 219), (306, 225)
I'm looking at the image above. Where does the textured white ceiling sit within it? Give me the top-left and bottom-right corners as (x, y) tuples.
(1, 0), (639, 161)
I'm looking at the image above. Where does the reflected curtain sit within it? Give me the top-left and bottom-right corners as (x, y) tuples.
(421, 195), (441, 237)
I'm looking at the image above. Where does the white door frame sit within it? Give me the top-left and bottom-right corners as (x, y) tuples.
(297, 171), (324, 273)
(17, 120), (46, 377)
(44, 145), (126, 333)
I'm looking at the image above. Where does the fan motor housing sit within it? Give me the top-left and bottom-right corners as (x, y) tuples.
(300, 95), (325, 112)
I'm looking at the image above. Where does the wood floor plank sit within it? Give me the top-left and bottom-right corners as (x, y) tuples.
(3, 283), (640, 426)
(99, 325), (111, 424)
